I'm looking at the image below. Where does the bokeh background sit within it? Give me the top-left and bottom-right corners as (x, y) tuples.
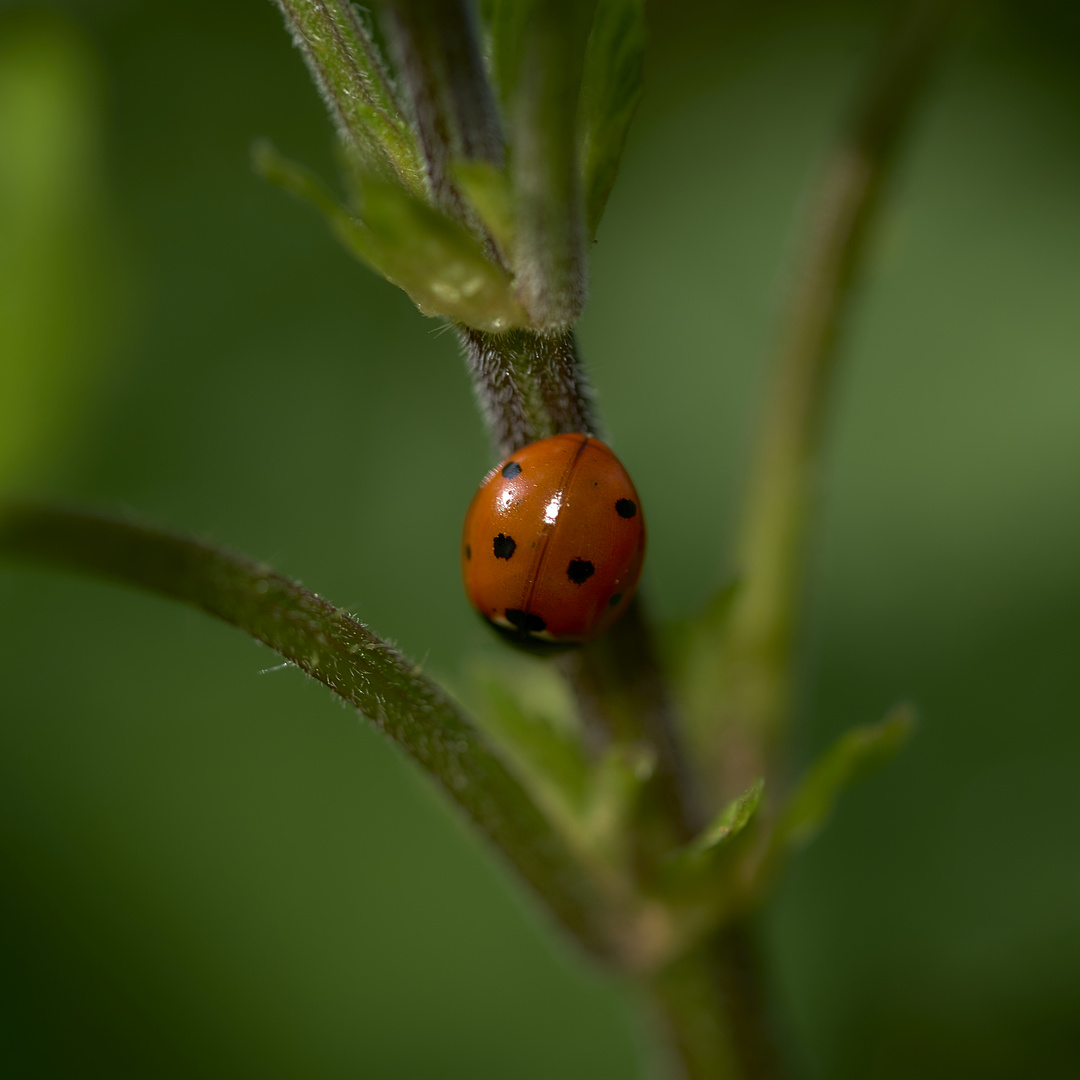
(2, 0), (1079, 1076)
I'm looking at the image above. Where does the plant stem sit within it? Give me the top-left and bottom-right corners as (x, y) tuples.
(501, 0), (596, 327)
(566, 599), (702, 838)
(649, 919), (783, 1080)
(702, 0), (960, 797)
(457, 325), (598, 457)
(381, 0), (504, 213)
(0, 502), (618, 959)
(653, 6), (962, 1077)
(460, 326), (699, 843)
(273, 0), (424, 193)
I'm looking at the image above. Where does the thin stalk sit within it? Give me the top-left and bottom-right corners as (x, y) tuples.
(651, 6), (963, 1077)
(701, 0), (961, 797)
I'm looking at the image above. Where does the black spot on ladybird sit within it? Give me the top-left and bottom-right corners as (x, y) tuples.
(609, 592), (623, 607)
(505, 608), (546, 633)
(567, 558), (595, 585)
(465, 544), (471, 560)
(616, 498), (637, 518)
(501, 461), (522, 478)
(493, 534), (516, 560)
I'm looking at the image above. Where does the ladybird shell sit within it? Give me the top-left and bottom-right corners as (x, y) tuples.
(461, 434), (646, 644)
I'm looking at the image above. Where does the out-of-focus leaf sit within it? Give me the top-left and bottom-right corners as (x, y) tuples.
(660, 778), (764, 888)
(253, 139), (370, 246)
(579, 0), (644, 239)
(254, 141), (527, 331)
(475, 661), (653, 869)
(667, 576), (742, 763)
(476, 670), (592, 825)
(582, 742), (654, 863)
(0, 17), (124, 490)
(453, 159), (515, 259)
(0, 503), (617, 959)
(777, 704), (915, 851)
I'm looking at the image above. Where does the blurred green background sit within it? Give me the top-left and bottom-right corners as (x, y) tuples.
(2, 0), (1078, 1076)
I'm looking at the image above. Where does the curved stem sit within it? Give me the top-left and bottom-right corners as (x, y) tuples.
(699, 0), (961, 798)
(0, 502), (617, 959)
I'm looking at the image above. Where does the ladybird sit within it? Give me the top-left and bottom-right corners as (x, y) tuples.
(461, 433), (646, 644)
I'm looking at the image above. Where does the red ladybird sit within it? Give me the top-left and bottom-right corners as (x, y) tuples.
(461, 434), (646, 644)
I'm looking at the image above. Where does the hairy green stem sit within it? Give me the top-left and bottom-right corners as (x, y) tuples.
(273, 0), (424, 193)
(457, 325), (598, 457)
(0, 502), (618, 959)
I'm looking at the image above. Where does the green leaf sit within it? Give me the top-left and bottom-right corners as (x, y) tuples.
(475, 666), (592, 825)
(582, 742), (654, 862)
(0, 503), (615, 960)
(254, 141), (527, 331)
(474, 661), (654, 870)
(359, 174), (527, 330)
(579, 0), (645, 239)
(253, 139), (354, 231)
(777, 704), (915, 850)
(452, 159), (515, 258)
(660, 778), (764, 887)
